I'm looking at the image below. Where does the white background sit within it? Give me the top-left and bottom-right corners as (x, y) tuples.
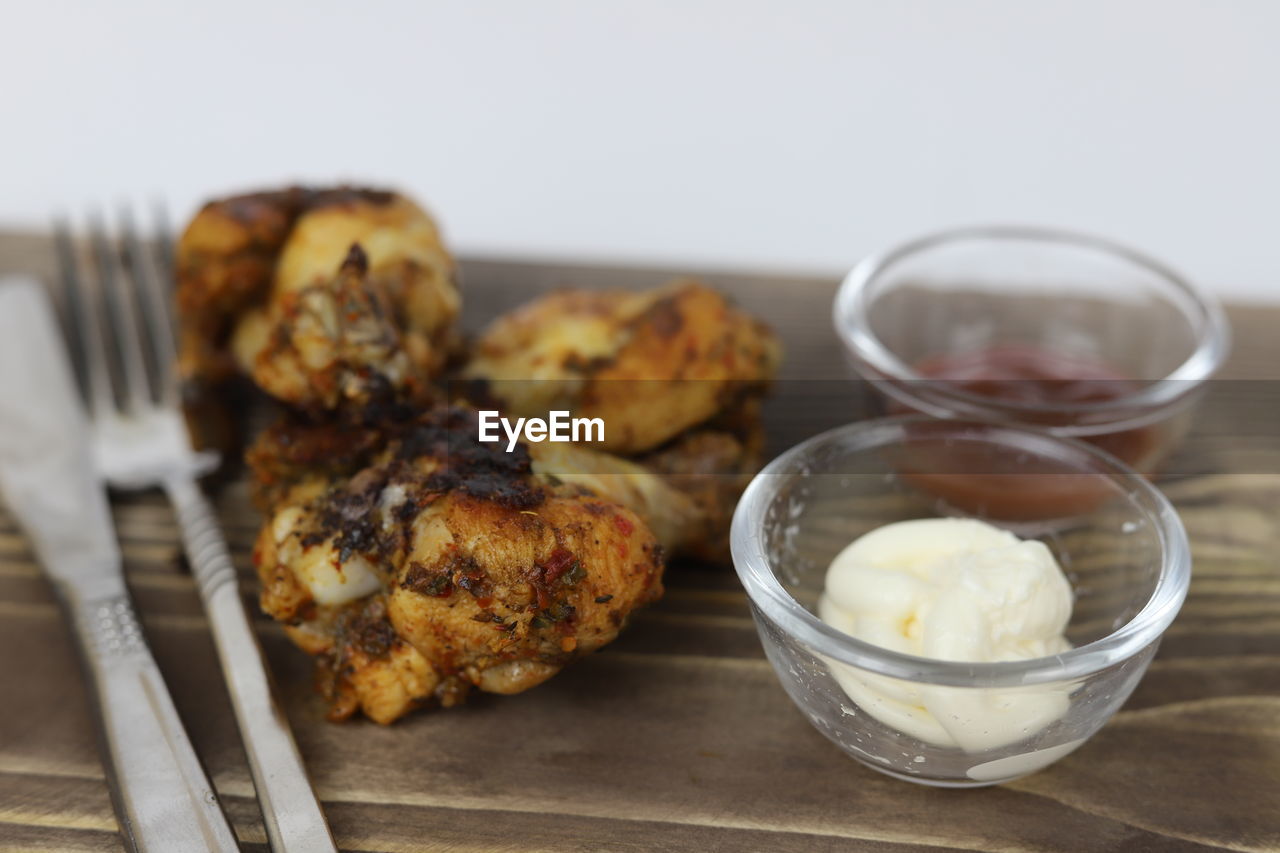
(3, 0), (1278, 301)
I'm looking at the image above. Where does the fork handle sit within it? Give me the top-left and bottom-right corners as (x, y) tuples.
(62, 582), (241, 853)
(164, 476), (338, 853)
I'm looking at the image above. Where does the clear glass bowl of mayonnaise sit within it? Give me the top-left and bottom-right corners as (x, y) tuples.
(730, 416), (1190, 787)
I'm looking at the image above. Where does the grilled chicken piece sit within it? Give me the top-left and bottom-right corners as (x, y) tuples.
(237, 244), (433, 412)
(461, 280), (779, 559)
(462, 279), (781, 455)
(523, 413), (762, 564)
(250, 406), (664, 724)
(178, 184), (785, 722)
(630, 400), (766, 563)
(176, 186), (459, 412)
(247, 411), (745, 565)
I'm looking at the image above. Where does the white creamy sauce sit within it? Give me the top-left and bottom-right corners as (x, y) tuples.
(819, 518), (1075, 752)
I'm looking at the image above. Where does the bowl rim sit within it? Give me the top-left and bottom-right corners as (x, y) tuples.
(832, 224), (1232, 425)
(729, 415), (1192, 688)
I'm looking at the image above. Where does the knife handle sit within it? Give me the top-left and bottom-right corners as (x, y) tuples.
(164, 475), (339, 853)
(63, 584), (241, 853)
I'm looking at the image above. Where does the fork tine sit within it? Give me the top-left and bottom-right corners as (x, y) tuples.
(54, 218), (115, 419)
(90, 212), (153, 412)
(120, 207), (178, 406)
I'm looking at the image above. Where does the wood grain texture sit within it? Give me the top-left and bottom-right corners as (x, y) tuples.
(0, 232), (1277, 852)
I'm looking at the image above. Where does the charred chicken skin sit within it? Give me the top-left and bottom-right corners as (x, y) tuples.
(251, 406), (664, 724)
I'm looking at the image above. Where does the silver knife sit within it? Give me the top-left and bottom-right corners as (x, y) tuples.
(0, 278), (240, 852)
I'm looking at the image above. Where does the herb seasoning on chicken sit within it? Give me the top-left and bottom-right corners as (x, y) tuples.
(251, 406), (664, 723)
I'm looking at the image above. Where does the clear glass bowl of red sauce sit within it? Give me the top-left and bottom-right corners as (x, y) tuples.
(833, 226), (1230, 518)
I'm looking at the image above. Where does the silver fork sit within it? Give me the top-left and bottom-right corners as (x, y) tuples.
(55, 211), (338, 853)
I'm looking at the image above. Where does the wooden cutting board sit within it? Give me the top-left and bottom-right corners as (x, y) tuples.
(0, 232), (1277, 852)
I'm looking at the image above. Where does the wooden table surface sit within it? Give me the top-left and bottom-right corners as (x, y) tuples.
(0, 232), (1277, 852)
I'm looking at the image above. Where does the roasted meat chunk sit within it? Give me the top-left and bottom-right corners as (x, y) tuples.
(177, 184), (784, 723)
(176, 186), (459, 413)
(250, 406), (665, 723)
(461, 279), (780, 560)
(462, 279), (781, 454)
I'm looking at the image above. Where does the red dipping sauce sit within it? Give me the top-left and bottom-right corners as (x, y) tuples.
(915, 344), (1139, 405)
(891, 344), (1159, 519)
(913, 344), (1158, 468)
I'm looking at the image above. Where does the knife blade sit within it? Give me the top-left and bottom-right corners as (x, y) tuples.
(0, 276), (239, 853)
(0, 277), (119, 590)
